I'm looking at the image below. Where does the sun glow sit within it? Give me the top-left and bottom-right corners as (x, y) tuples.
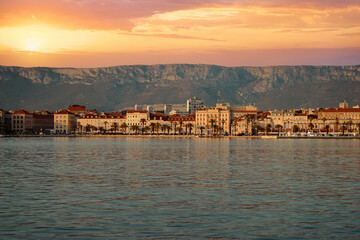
(25, 40), (40, 52)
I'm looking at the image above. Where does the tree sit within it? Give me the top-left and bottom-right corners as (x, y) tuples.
(199, 126), (205, 136)
(111, 122), (119, 133)
(209, 119), (215, 135)
(169, 120), (174, 133)
(322, 117), (327, 131)
(308, 122), (314, 130)
(173, 122), (178, 134)
(120, 123), (128, 134)
(246, 118), (251, 135)
(324, 125), (330, 135)
(187, 123), (194, 135)
(140, 118), (146, 128)
(76, 122), (83, 134)
(275, 124), (282, 136)
(348, 119), (353, 132)
(232, 120), (238, 135)
(265, 124), (272, 135)
(221, 119), (226, 135)
(104, 121), (108, 134)
(179, 120), (183, 134)
(292, 124), (300, 133)
(85, 124), (91, 133)
(335, 118), (340, 132)
(131, 125), (139, 134)
(340, 123), (347, 135)
(150, 122), (156, 134)
(155, 122), (161, 134)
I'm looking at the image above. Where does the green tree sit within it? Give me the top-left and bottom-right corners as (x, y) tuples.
(187, 123), (194, 135)
(324, 124), (330, 135)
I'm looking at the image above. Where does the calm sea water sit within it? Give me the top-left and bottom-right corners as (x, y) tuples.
(0, 137), (359, 239)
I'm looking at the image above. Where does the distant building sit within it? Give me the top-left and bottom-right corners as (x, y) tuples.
(11, 110), (33, 133)
(54, 109), (76, 134)
(339, 100), (349, 108)
(187, 97), (204, 114)
(68, 105), (86, 114)
(0, 109), (11, 133)
(77, 112), (126, 133)
(126, 110), (149, 127)
(33, 111), (54, 133)
(195, 108), (231, 135)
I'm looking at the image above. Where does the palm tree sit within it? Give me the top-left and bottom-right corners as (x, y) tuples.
(246, 118), (251, 135)
(293, 124), (300, 133)
(150, 122), (156, 134)
(324, 125), (330, 135)
(275, 124), (282, 136)
(209, 119), (215, 135)
(111, 122), (119, 133)
(169, 120), (174, 133)
(348, 119), (353, 132)
(131, 125), (139, 134)
(335, 118), (340, 133)
(221, 119), (226, 135)
(120, 123), (127, 134)
(85, 124), (91, 133)
(144, 126), (150, 134)
(308, 122), (314, 131)
(179, 120), (183, 134)
(76, 122), (83, 134)
(173, 122), (178, 134)
(340, 123), (347, 135)
(265, 124), (272, 135)
(232, 120), (238, 135)
(155, 122), (161, 134)
(104, 121), (108, 134)
(322, 117), (327, 132)
(140, 118), (146, 128)
(199, 126), (205, 136)
(187, 123), (194, 135)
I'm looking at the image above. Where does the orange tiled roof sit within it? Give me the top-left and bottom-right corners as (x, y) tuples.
(13, 110), (32, 115)
(319, 108), (360, 113)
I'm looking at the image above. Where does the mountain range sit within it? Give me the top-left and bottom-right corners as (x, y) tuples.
(0, 64), (359, 111)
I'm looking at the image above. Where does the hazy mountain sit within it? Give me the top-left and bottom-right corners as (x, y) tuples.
(0, 64), (359, 111)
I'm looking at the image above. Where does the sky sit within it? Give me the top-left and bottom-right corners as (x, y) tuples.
(0, 0), (360, 67)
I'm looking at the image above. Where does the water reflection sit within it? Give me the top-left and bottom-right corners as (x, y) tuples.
(0, 137), (359, 239)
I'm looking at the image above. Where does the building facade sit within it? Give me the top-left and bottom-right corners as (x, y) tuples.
(11, 110), (33, 133)
(195, 108), (231, 135)
(54, 109), (76, 134)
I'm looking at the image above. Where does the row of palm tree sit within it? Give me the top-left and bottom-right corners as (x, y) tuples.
(77, 121), (196, 135)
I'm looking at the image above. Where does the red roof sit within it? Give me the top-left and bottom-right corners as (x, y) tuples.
(55, 109), (74, 115)
(127, 110), (148, 113)
(13, 110), (32, 115)
(319, 108), (360, 113)
(68, 105), (86, 111)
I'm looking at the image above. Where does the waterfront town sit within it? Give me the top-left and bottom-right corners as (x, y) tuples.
(1, 97), (360, 137)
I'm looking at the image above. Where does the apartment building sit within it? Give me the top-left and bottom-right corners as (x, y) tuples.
(11, 110), (33, 133)
(54, 109), (76, 134)
(195, 108), (231, 135)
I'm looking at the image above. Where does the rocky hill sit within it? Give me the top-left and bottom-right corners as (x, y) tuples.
(0, 64), (359, 111)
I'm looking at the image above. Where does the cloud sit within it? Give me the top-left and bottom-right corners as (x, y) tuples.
(1, 0), (359, 31)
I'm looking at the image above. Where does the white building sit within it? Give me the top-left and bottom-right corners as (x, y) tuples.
(187, 97), (204, 114)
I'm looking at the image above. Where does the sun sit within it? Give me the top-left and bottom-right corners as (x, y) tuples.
(25, 40), (40, 52)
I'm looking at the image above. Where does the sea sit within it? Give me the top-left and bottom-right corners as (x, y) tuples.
(0, 137), (359, 239)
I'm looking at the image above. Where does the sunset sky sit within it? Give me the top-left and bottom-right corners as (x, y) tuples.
(0, 0), (360, 67)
